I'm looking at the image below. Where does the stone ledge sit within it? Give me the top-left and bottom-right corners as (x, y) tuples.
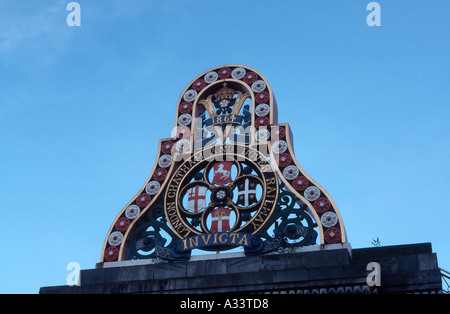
(39, 243), (442, 294)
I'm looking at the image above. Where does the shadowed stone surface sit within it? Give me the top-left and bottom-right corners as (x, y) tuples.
(40, 243), (442, 294)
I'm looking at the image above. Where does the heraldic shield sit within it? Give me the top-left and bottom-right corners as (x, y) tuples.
(101, 65), (347, 262)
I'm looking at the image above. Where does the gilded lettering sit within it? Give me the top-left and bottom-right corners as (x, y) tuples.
(251, 214), (265, 231)
(189, 236), (199, 248)
(266, 185), (277, 195)
(180, 229), (192, 238)
(164, 144), (279, 249)
(218, 233), (228, 244)
(167, 184), (178, 199)
(238, 234), (248, 246)
(166, 202), (176, 213)
(229, 233), (238, 244)
(200, 234), (212, 246)
(171, 217), (186, 232)
(260, 164), (271, 172)
(188, 159), (197, 169)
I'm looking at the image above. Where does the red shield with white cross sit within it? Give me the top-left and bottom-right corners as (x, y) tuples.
(211, 161), (232, 185)
(210, 207), (231, 232)
(186, 185), (208, 213)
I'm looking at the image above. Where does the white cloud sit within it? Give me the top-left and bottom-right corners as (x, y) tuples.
(0, 0), (69, 63)
(0, 0), (159, 65)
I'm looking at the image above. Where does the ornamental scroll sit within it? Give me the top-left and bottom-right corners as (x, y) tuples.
(100, 65), (346, 262)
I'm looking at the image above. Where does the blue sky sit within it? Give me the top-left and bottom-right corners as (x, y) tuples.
(0, 0), (448, 293)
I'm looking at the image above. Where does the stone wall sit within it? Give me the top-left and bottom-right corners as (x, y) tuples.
(39, 243), (442, 294)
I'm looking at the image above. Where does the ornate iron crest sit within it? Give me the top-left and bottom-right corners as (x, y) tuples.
(101, 65), (346, 262)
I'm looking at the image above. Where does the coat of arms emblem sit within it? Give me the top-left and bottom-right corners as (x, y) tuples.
(101, 65), (346, 262)
(186, 185), (208, 213)
(210, 207), (232, 232)
(211, 161), (233, 185)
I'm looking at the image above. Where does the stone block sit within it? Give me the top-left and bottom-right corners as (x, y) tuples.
(40, 243), (443, 294)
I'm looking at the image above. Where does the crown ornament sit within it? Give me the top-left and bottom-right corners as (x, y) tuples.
(214, 83), (235, 101)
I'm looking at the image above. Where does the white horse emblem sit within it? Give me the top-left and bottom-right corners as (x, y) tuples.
(212, 161), (233, 185)
(215, 163), (230, 180)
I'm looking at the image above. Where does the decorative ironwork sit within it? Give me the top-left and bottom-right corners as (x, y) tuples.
(257, 183), (318, 250)
(441, 268), (450, 294)
(100, 65), (347, 262)
(127, 183), (318, 260)
(163, 144), (279, 241)
(127, 204), (188, 260)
